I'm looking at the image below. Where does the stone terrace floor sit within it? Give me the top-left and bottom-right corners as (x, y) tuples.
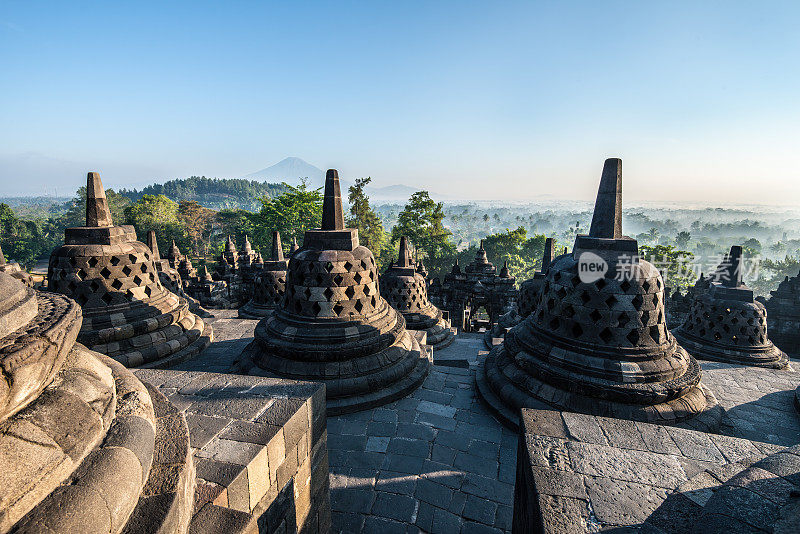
(174, 309), (800, 533)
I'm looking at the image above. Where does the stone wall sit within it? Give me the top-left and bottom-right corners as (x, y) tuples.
(134, 369), (331, 534)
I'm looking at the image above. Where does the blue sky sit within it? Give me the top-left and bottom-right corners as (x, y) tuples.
(1, 1), (799, 203)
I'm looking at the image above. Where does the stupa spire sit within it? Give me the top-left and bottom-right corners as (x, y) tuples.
(147, 230), (161, 260)
(542, 237), (554, 271)
(588, 158), (623, 239)
(397, 236), (412, 268)
(291, 237), (299, 253)
(321, 169), (344, 230)
(722, 245), (744, 288)
(85, 171), (113, 227)
(168, 239), (181, 258)
(271, 231), (285, 261)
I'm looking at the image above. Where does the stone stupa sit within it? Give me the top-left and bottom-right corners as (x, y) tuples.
(379, 236), (455, 349)
(239, 230), (289, 319)
(146, 230), (208, 317)
(476, 158), (721, 431)
(146, 230), (183, 295)
(517, 237), (555, 319)
(237, 170), (430, 414)
(0, 243), (33, 287)
(47, 172), (212, 368)
(765, 272), (800, 357)
(674, 245), (788, 369)
(0, 271), (194, 532)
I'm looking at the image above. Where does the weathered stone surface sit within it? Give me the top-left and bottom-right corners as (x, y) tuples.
(514, 407), (799, 533)
(136, 368), (331, 533)
(0, 244), (34, 288)
(0, 282), (81, 423)
(765, 269), (800, 356)
(0, 279), (198, 534)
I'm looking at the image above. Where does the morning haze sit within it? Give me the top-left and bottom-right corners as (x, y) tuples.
(1, 2), (799, 203)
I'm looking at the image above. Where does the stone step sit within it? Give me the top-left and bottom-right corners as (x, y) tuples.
(137, 317), (213, 370)
(327, 352), (431, 415)
(474, 354), (523, 430)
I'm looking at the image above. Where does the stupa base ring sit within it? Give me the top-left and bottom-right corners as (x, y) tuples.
(673, 329), (790, 369)
(477, 345), (723, 432)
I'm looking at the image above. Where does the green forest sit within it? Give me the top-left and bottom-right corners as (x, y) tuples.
(119, 176), (288, 211)
(4, 176), (800, 297)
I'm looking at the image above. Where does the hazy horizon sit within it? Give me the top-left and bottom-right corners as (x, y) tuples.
(2, 2), (800, 203)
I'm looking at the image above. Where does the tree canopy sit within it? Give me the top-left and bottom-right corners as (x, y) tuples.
(391, 191), (455, 275)
(347, 177), (388, 266)
(255, 182), (323, 253)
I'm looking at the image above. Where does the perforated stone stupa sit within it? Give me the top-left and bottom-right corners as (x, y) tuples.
(239, 230), (289, 319)
(517, 237), (555, 319)
(477, 158), (721, 431)
(0, 271), (195, 532)
(237, 169), (430, 414)
(674, 245), (788, 369)
(147, 230), (183, 295)
(47, 172), (212, 368)
(379, 236), (454, 349)
(765, 271), (800, 357)
(147, 230), (207, 317)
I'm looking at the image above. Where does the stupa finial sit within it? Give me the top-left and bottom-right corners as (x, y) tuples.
(85, 172), (113, 227)
(542, 237), (554, 271)
(291, 237), (299, 253)
(722, 245), (744, 288)
(588, 158), (623, 239)
(271, 231), (284, 261)
(397, 236), (412, 268)
(147, 230), (161, 260)
(322, 169), (344, 231)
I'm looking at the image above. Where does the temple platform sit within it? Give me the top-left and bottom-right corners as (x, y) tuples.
(174, 310), (799, 533)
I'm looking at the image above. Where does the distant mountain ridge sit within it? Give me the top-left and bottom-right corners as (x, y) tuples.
(243, 157), (436, 202)
(115, 157), (438, 211)
(244, 157), (325, 184)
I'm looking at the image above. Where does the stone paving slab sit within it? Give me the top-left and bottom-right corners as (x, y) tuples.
(513, 408), (795, 533)
(700, 359), (800, 447)
(326, 361), (516, 533)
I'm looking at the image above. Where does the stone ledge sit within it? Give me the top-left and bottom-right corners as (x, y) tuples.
(513, 408), (785, 533)
(134, 369), (331, 533)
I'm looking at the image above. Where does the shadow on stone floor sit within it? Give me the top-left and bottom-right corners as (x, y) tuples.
(718, 389), (800, 448)
(171, 338), (252, 373)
